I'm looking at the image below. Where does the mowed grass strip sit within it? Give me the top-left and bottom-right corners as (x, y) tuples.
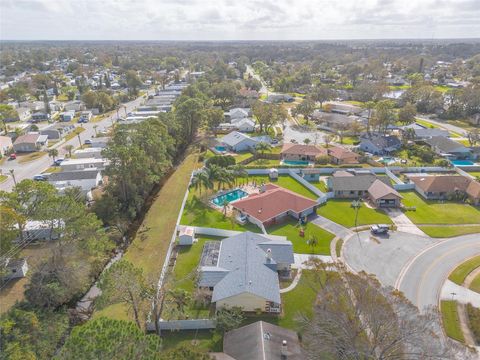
(469, 273), (480, 294)
(317, 199), (392, 228)
(419, 225), (480, 238)
(448, 255), (480, 285)
(95, 151), (201, 320)
(402, 191), (480, 225)
(440, 301), (465, 343)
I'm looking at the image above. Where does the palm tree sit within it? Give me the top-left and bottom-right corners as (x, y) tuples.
(255, 141), (271, 157)
(48, 148), (59, 162)
(93, 125), (98, 137)
(303, 138), (311, 145)
(168, 289), (190, 314)
(64, 144), (74, 158)
(222, 199), (230, 218)
(229, 164), (248, 186)
(307, 234), (318, 254)
(9, 169), (17, 187)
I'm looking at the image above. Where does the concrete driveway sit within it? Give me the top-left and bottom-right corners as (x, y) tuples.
(383, 208), (427, 236)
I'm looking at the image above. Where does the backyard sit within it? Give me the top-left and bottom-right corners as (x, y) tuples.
(267, 219), (334, 255)
(401, 191), (480, 225)
(317, 199), (392, 228)
(248, 174), (318, 200)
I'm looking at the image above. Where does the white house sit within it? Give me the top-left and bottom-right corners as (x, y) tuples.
(232, 118), (256, 133)
(60, 158), (106, 171)
(17, 220), (64, 242)
(46, 169), (102, 193)
(220, 131), (258, 152)
(73, 147), (103, 159)
(2, 258), (29, 280)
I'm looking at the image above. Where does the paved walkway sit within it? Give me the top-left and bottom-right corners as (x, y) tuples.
(384, 208), (427, 236)
(280, 269), (302, 293)
(293, 253), (333, 269)
(441, 280), (480, 308)
(311, 215), (354, 239)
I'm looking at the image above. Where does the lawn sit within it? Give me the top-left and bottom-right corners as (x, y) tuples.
(317, 199), (392, 228)
(402, 191), (480, 225)
(42, 166), (62, 174)
(336, 239), (344, 258)
(467, 172), (480, 179)
(17, 151), (47, 164)
(95, 150), (203, 320)
(180, 192), (261, 232)
(267, 219), (335, 255)
(448, 255), (480, 285)
(415, 118), (439, 129)
(470, 273), (480, 294)
(419, 225), (480, 238)
(161, 330), (222, 352)
(0, 174), (7, 183)
(339, 136), (360, 145)
(64, 126), (85, 141)
(233, 151), (254, 163)
(309, 180), (328, 192)
(246, 158), (281, 167)
(248, 175), (318, 200)
(440, 301), (465, 343)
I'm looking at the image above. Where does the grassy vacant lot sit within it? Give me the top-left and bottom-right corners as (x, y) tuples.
(180, 192), (260, 232)
(17, 151), (47, 164)
(470, 274), (480, 294)
(402, 191), (480, 225)
(267, 219), (334, 255)
(317, 199), (392, 228)
(248, 175), (318, 200)
(448, 255), (480, 285)
(419, 225), (480, 238)
(95, 151), (202, 320)
(440, 301), (464, 343)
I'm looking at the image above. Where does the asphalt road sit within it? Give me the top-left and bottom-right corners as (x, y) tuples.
(416, 115), (468, 136)
(0, 90), (153, 192)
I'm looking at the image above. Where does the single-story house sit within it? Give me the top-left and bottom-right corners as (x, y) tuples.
(220, 131), (258, 152)
(60, 110), (76, 122)
(424, 136), (471, 159)
(60, 158), (106, 171)
(281, 143), (326, 162)
(40, 123), (75, 140)
(408, 175), (479, 203)
(266, 94), (294, 103)
(178, 226), (195, 245)
(0, 135), (13, 155)
(359, 134), (401, 155)
(89, 137), (110, 148)
(367, 179), (403, 208)
(225, 108), (251, 120)
(16, 107), (31, 122)
(16, 220), (64, 242)
(46, 169), (102, 193)
(220, 321), (304, 360)
(324, 102), (363, 116)
(31, 112), (51, 122)
(73, 147), (103, 159)
(64, 100), (86, 112)
(79, 111), (93, 122)
(198, 232), (294, 313)
(312, 111), (363, 131)
(232, 184), (318, 228)
(329, 170), (394, 200)
(232, 118), (256, 133)
(2, 258), (29, 280)
(13, 133), (48, 152)
(327, 146), (360, 165)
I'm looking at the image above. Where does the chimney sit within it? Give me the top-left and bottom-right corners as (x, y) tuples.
(281, 340), (288, 358)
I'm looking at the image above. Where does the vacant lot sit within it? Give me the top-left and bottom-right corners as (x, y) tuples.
(317, 199), (392, 228)
(402, 191), (480, 225)
(267, 219), (334, 255)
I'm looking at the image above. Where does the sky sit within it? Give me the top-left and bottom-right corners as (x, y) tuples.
(1, 0), (479, 40)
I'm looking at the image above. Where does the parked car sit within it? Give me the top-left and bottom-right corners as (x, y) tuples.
(271, 139), (279, 144)
(9, 153), (16, 160)
(54, 158), (65, 166)
(33, 174), (47, 181)
(370, 224), (390, 235)
(84, 139), (92, 145)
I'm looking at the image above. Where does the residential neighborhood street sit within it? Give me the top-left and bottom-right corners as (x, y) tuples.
(0, 91), (152, 191)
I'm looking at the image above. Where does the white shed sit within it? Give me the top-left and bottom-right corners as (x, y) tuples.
(178, 226), (195, 246)
(269, 168), (278, 180)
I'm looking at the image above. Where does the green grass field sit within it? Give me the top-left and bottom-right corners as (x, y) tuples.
(246, 158), (281, 167)
(309, 180), (328, 192)
(0, 174), (7, 183)
(419, 225), (480, 238)
(317, 199), (392, 228)
(248, 175), (318, 200)
(470, 273), (480, 294)
(402, 192), (480, 225)
(267, 219), (334, 255)
(448, 255), (480, 285)
(440, 301), (465, 343)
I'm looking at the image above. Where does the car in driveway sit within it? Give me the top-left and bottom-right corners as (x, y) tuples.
(371, 224), (390, 235)
(33, 174), (47, 181)
(84, 139), (92, 145)
(9, 153), (16, 160)
(53, 158), (65, 166)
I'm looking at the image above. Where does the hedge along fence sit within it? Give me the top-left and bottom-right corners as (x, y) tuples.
(238, 152), (281, 165)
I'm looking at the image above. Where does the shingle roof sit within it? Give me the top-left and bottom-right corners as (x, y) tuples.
(361, 134), (401, 150)
(281, 143), (326, 157)
(368, 179), (402, 201)
(409, 175), (471, 193)
(221, 131), (255, 147)
(466, 180), (480, 199)
(200, 232), (294, 304)
(424, 136), (469, 153)
(223, 321), (304, 360)
(232, 184), (317, 223)
(46, 169), (101, 182)
(13, 133), (40, 144)
(331, 173), (381, 192)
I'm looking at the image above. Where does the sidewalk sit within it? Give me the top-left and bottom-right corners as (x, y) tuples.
(311, 215), (354, 239)
(441, 280), (480, 308)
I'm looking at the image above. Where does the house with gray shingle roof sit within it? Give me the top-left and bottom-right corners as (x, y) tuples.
(424, 136), (471, 159)
(220, 131), (259, 152)
(359, 134), (401, 155)
(198, 232), (294, 313)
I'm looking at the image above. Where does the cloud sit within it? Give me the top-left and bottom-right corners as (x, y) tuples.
(0, 0), (479, 40)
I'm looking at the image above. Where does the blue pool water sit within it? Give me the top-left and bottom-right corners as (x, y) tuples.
(215, 146), (227, 152)
(212, 189), (248, 206)
(283, 160), (309, 166)
(451, 160), (475, 166)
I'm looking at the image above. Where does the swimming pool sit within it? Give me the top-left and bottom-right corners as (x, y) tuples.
(451, 160), (475, 166)
(212, 189), (248, 206)
(215, 146), (227, 152)
(282, 160), (309, 166)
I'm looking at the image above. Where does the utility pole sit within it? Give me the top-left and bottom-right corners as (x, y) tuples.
(9, 169), (17, 187)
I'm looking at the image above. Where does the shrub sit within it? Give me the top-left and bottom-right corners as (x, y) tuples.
(206, 155), (235, 168)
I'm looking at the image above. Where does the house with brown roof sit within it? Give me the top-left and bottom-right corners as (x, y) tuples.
(408, 175), (475, 201)
(232, 184), (318, 228)
(280, 143), (326, 162)
(327, 146), (360, 165)
(466, 180), (480, 206)
(367, 179), (403, 208)
(13, 133), (48, 152)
